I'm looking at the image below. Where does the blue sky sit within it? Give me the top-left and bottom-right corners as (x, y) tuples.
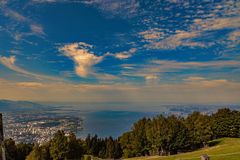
(0, 0), (240, 107)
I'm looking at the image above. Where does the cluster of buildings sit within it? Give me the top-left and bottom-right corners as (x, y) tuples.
(2, 112), (83, 144)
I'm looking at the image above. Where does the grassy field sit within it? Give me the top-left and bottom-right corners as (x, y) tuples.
(126, 138), (240, 160)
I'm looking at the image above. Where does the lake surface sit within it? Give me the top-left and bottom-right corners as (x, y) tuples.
(78, 110), (157, 138)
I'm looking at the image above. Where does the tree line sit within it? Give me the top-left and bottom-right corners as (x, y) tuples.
(0, 108), (240, 160)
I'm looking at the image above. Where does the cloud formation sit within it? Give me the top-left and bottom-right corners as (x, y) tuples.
(140, 10), (240, 49)
(0, 56), (60, 81)
(114, 48), (137, 59)
(1, 77), (240, 105)
(121, 59), (240, 81)
(1, 7), (45, 40)
(82, 0), (140, 18)
(59, 43), (103, 77)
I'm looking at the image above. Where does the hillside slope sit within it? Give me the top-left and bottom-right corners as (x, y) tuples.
(126, 138), (240, 160)
(0, 99), (48, 112)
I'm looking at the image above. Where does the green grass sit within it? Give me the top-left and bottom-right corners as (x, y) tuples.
(126, 138), (240, 160)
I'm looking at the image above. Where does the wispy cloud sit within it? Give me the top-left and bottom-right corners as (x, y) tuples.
(1, 77), (240, 104)
(151, 60), (240, 70)
(142, 30), (204, 49)
(16, 82), (44, 88)
(30, 24), (45, 35)
(0, 56), (60, 81)
(3, 8), (28, 22)
(140, 8), (240, 49)
(82, 0), (140, 18)
(145, 74), (159, 85)
(1, 7), (45, 41)
(228, 30), (240, 41)
(121, 59), (240, 81)
(109, 48), (137, 60)
(139, 28), (165, 40)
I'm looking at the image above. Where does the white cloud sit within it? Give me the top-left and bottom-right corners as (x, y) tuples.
(145, 75), (159, 85)
(82, 0), (140, 18)
(3, 8), (28, 22)
(59, 43), (136, 78)
(152, 60), (240, 70)
(30, 24), (45, 35)
(1, 77), (240, 105)
(139, 28), (164, 40)
(228, 30), (240, 41)
(144, 30), (204, 49)
(16, 82), (44, 88)
(114, 48), (137, 59)
(193, 17), (240, 31)
(1, 8), (45, 39)
(142, 16), (240, 49)
(121, 60), (240, 81)
(0, 56), (60, 81)
(184, 76), (206, 82)
(184, 76), (229, 88)
(59, 43), (103, 77)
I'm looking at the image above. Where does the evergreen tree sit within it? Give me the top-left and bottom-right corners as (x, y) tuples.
(16, 143), (33, 160)
(119, 132), (135, 158)
(65, 132), (84, 159)
(211, 108), (240, 138)
(131, 118), (150, 156)
(26, 143), (51, 160)
(49, 130), (68, 160)
(4, 138), (17, 160)
(185, 112), (213, 148)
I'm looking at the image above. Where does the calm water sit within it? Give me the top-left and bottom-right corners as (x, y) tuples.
(78, 110), (157, 138)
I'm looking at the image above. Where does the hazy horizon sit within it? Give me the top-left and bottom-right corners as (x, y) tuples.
(1, 0), (240, 109)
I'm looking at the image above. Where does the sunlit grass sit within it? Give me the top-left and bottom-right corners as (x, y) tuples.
(126, 138), (240, 160)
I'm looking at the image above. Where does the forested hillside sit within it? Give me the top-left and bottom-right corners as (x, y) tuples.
(0, 108), (239, 160)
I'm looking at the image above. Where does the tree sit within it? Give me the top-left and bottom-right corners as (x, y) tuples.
(26, 143), (51, 160)
(185, 112), (213, 148)
(49, 130), (68, 160)
(65, 132), (84, 159)
(113, 139), (122, 159)
(146, 115), (168, 155)
(165, 116), (188, 154)
(16, 143), (33, 160)
(105, 137), (115, 158)
(4, 138), (17, 160)
(119, 132), (135, 158)
(211, 108), (240, 138)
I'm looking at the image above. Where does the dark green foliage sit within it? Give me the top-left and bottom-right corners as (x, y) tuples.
(49, 130), (84, 160)
(65, 133), (84, 159)
(120, 108), (240, 158)
(4, 138), (17, 160)
(131, 118), (150, 156)
(49, 130), (68, 160)
(2, 108), (240, 159)
(26, 143), (52, 160)
(16, 143), (33, 160)
(27, 131), (84, 160)
(119, 131), (135, 158)
(145, 115), (188, 156)
(185, 112), (213, 148)
(211, 108), (240, 138)
(2, 139), (33, 160)
(84, 135), (122, 159)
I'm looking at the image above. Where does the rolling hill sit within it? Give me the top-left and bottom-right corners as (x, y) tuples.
(0, 99), (48, 112)
(126, 138), (240, 160)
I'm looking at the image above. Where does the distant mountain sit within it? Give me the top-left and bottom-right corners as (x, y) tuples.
(0, 100), (48, 112)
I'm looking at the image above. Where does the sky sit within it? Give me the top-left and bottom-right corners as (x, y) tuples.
(0, 0), (240, 108)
